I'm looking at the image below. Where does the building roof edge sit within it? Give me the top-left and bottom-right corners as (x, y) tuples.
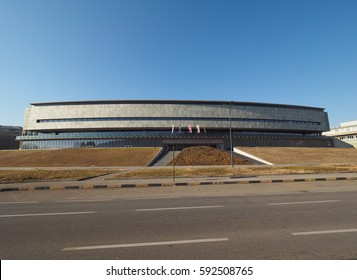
(30, 100), (325, 111)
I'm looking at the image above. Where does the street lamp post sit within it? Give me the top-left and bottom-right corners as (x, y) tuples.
(172, 144), (176, 185)
(229, 101), (234, 168)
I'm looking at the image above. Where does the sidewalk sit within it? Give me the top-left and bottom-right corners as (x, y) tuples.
(1, 172), (357, 192)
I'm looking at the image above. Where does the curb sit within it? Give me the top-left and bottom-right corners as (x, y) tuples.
(1, 176), (357, 192)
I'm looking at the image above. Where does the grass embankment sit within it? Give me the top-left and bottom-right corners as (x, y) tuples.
(0, 148), (161, 167)
(110, 164), (357, 179)
(237, 147), (357, 164)
(168, 146), (251, 166)
(0, 169), (119, 184)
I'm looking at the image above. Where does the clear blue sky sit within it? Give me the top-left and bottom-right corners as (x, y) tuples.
(1, 0), (356, 128)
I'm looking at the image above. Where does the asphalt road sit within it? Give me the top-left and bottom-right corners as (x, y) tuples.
(1, 180), (357, 259)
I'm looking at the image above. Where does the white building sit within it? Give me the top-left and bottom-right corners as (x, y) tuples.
(323, 120), (357, 148)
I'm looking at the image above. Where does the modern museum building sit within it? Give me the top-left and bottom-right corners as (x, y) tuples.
(17, 100), (335, 150)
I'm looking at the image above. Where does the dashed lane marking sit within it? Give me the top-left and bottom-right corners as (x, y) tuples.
(292, 229), (357, 236)
(269, 200), (340, 206)
(63, 237), (229, 251)
(0, 201), (39, 205)
(0, 211), (96, 218)
(135, 206), (224, 211)
(55, 199), (114, 203)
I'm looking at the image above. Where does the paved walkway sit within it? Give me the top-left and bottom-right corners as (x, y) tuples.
(1, 172), (357, 192)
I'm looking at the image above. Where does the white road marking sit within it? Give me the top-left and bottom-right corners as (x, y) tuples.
(0, 201), (39, 205)
(263, 192), (307, 196)
(292, 229), (357, 236)
(0, 211), (96, 218)
(126, 194), (245, 201)
(135, 205), (223, 211)
(193, 194), (246, 198)
(63, 237), (229, 251)
(55, 199), (114, 203)
(125, 196), (183, 200)
(269, 200), (340, 206)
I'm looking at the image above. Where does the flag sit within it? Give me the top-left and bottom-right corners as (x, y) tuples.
(196, 125), (200, 133)
(171, 125), (175, 133)
(188, 124), (192, 133)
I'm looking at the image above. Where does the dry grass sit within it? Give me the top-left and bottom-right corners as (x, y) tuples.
(237, 147), (357, 164)
(0, 148), (161, 167)
(3, 163), (357, 183)
(110, 164), (357, 179)
(0, 169), (119, 184)
(168, 146), (251, 166)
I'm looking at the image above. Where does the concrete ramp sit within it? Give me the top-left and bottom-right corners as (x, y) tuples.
(150, 150), (181, 166)
(236, 147), (357, 165)
(233, 148), (274, 165)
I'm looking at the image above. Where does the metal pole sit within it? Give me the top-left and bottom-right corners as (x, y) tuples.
(172, 144), (176, 185)
(229, 101), (234, 168)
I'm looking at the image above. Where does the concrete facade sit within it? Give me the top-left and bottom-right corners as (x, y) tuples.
(323, 120), (357, 148)
(17, 100), (332, 150)
(23, 100), (329, 132)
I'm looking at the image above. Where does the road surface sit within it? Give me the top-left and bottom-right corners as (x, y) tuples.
(0, 180), (357, 259)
